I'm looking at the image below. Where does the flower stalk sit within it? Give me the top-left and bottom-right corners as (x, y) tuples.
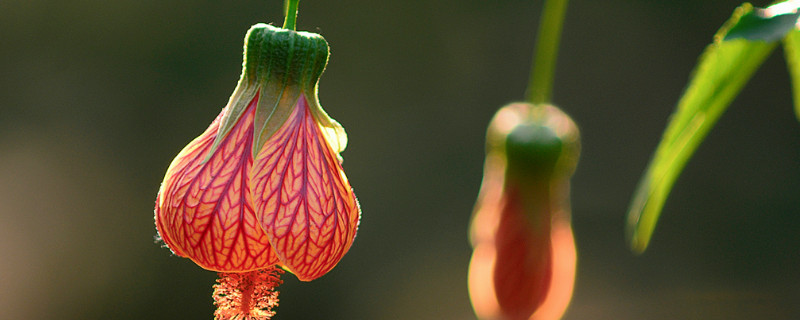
(283, 0), (299, 30)
(526, 0), (569, 105)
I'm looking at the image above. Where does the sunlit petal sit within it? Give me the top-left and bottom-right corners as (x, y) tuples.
(156, 96), (279, 272)
(251, 94), (360, 281)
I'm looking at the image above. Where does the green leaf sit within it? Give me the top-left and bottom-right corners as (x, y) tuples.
(783, 29), (800, 121)
(725, 2), (800, 42)
(626, 3), (778, 253)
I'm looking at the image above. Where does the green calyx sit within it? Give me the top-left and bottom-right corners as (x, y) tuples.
(488, 103), (580, 182)
(490, 103), (580, 231)
(208, 23), (331, 159)
(505, 124), (564, 179)
(242, 23), (329, 96)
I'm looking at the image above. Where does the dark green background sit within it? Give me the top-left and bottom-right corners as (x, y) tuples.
(1, 1), (799, 319)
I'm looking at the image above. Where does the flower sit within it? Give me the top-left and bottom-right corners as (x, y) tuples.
(154, 24), (361, 319)
(468, 103), (579, 320)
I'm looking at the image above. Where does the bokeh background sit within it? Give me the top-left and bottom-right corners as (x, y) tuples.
(2, 0), (800, 319)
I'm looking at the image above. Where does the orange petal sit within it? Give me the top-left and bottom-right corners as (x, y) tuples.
(468, 184), (576, 320)
(468, 221), (576, 320)
(530, 218), (576, 320)
(251, 94), (360, 281)
(155, 96), (279, 271)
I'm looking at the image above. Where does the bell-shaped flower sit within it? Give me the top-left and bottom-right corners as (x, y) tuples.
(155, 22), (360, 298)
(468, 103), (579, 320)
(155, 23), (361, 320)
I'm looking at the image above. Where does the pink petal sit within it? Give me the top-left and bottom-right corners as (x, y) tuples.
(156, 96), (279, 271)
(251, 94), (360, 281)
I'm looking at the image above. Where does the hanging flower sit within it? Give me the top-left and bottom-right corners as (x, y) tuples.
(154, 23), (361, 319)
(468, 103), (579, 320)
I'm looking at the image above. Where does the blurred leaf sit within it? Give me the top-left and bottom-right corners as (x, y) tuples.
(784, 29), (800, 121)
(626, 3), (778, 253)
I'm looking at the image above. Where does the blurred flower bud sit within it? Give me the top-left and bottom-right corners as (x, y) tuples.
(469, 103), (579, 320)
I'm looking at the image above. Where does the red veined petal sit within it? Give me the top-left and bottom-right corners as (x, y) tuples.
(251, 94), (360, 281)
(155, 95), (279, 272)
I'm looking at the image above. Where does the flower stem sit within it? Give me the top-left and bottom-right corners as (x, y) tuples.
(526, 0), (569, 105)
(283, 0), (300, 30)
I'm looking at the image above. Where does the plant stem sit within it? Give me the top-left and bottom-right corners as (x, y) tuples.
(526, 0), (569, 105)
(283, 0), (300, 30)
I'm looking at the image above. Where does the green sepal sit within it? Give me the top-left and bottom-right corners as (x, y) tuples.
(206, 23), (333, 161)
(505, 124), (563, 180)
(494, 104), (580, 229)
(489, 103), (580, 184)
